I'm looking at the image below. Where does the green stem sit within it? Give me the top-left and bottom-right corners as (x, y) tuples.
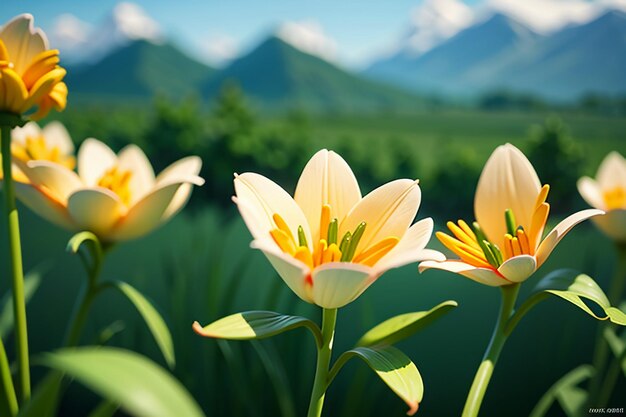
(306, 308), (337, 417)
(0, 337), (17, 416)
(587, 243), (626, 406)
(1, 124), (30, 402)
(462, 284), (520, 417)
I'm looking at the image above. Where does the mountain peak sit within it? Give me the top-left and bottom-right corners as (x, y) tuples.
(273, 21), (337, 62)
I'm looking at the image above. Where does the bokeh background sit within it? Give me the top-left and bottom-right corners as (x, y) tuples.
(1, 0), (626, 415)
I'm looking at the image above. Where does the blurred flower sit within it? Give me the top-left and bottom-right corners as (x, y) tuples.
(234, 149), (444, 309)
(13, 137), (204, 241)
(420, 143), (603, 286)
(0, 14), (67, 120)
(577, 151), (626, 242)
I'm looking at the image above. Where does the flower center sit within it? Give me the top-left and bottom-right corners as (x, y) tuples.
(11, 135), (76, 170)
(603, 186), (626, 210)
(437, 184), (551, 269)
(97, 166), (133, 206)
(270, 204), (399, 269)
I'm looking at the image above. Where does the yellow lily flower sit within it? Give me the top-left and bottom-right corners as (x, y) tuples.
(0, 14), (67, 120)
(420, 143), (603, 286)
(13, 137), (204, 242)
(234, 149), (444, 309)
(578, 151), (626, 242)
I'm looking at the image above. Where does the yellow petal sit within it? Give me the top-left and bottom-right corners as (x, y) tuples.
(536, 208), (604, 267)
(25, 160), (82, 203)
(310, 263), (372, 309)
(0, 68), (28, 113)
(419, 260), (509, 287)
(596, 151), (626, 192)
(67, 188), (124, 238)
(21, 66), (66, 112)
(475, 143), (541, 249)
(294, 149), (361, 242)
(252, 238), (313, 303)
(342, 178), (420, 253)
(0, 14), (47, 75)
(374, 218), (446, 273)
(234, 172), (311, 246)
(117, 144), (155, 204)
(14, 181), (74, 229)
(592, 209), (626, 242)
(496, 255), (536, 283)
(78, 138), (117, 186)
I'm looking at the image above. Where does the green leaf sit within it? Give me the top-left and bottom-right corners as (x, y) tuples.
(105, 281), (175, 368)
(0, 270), (42, 340)
(67, 231), (101, 254)
(88, 400), (119, 417)
(40, 347), (205, 417)
(604, 326), (626, 376)
(508, 270), (626, 333)
(329, 346), (423, 416)
(529, 365), (593, 417)
(193, 311), (323, 348)
(17, 372), (63, 417)
(356, 300), (458, 347)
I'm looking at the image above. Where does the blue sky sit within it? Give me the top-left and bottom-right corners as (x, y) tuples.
(0, 0), (615, 67)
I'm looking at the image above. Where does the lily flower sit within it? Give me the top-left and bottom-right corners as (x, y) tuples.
(420, 143), (603, 286)
(0, 14), (67, 120)
(13, 137), (204, 242)
(577, 151), (626, 242)
(233, 149), (444, 309)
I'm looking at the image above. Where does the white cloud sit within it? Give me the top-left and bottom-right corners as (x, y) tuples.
(111, 2), (162, 41)
(483, 0), (626, 33)
(200, 33), (238, 65)
(406, 0), (474, 54)
(50, 14), (91, 50)
(276, 20), (337, 62)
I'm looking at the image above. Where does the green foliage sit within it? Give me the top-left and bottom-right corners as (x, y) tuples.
(526, 117), (585, 212)
(529, 365), (593, 417)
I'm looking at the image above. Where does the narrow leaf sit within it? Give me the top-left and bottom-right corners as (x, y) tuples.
(529, 365), (593, 417)
(88, 400), (119, 417)
(106, 281), (175, 368)
(357, 300), (457, 347)
(17, 373), (63, 417)
(604, 326), (626, 376)
(329, 346), (423, 416)
(40, 347), (205, 417)
(67, 231), (101, 254)
(0, 271), (42, 340)
(193, 311), (323, 348)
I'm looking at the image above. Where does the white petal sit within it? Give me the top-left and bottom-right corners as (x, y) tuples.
(109, 181), (188, 241)
(536, 209), (605, 267)
(374, 218), (445, 273)
(294, 149), (361, 242)
(234, 172), (311, 247)
(14, 182), (74, 229)
(592, 209), (626, 242)
(117, 144), (155, 204)
(577, 177), (605, 210)
(597, 151), (626, 191)
(497, 255), (536, 283)
(67, 188), (124, 238)
(0, 14), (47, 75)
(11, 121), (41, 146)
(419, 260), (510, 287)
(25, 160), (82, 203)
(311, 263), (373, 309)
(78, 138), (117, 186)
(475, 144), (541, 249)
(342, 179), (420, 254)
(156, 156), (204, 219)
(42, 121), (74, 155)
(252, 239), (313, 304)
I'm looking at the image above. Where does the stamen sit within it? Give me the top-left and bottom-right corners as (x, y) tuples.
(339, 232), (351, 260)
(516, 229), (530, 254)
(437, 232), (493, 269)
(437, 232), (489, 261)
(447, 221), (481, 249)
(314, 240), (327, 266)
(504, 209), (517, 236)
(323, 243), (342, 263)
(511, 237), (522, 257)
(327, 219), (338, 245)
(504, 234), (514, 259)
(297, 225), (308, 248)
(354, 237), (400, 267)
(319, 204), (331, 241)
(294, 247), (314, 269)
(529, 202), (550, 253)
(270, 229), (296, 255)
(343, 222), (366, 262)
(273, 213), (294, 242)
(535, 184), (550, 209)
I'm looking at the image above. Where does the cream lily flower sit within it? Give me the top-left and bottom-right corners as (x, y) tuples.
(234, 149), (444, 309)
(420, 143), (603, 286)
(0, 14), (67, 120)
(577, 151), (626, 242)
(13, 138), (204, 242)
